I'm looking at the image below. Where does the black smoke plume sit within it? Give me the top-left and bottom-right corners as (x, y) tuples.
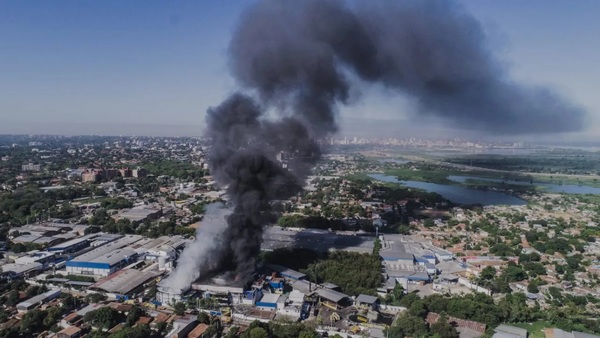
(230, 0), (585, 134)
(199, 0), (585, 280)
(205, 94), (319, 278)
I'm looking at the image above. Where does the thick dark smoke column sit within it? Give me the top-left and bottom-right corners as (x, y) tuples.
(205, 94), (319, 278)
(230, 0), (585, 134)
(201, 0), (586, 280)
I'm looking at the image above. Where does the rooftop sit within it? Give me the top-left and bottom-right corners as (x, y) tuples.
(188, 323), (209, 338)
(91, 269), (159, 294)
(356, 294), (378, 304)
(17, 289), (61, 310)
(259, 293), (280, 304)
(0, 262), (43, 275)
(58, 326), (82, 336)
(266, 264), (306, 280)
(48, 234), (97, 250)
(12, 234), (42, 243)
(493, 324), (528, 338)
(68, 235), (142, 264)
(315, 287), (349, 303)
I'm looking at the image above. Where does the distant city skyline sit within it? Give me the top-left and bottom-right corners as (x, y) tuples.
(1, 1), (599, 140)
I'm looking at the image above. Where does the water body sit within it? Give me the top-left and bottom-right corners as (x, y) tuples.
(368, 173), (527, 205)
(449, 175), (600, 194)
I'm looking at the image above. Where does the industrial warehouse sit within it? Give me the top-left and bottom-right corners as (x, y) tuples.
(1, 223), (480, 338)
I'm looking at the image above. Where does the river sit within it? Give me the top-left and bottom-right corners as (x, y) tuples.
(368, 173), (527, 205)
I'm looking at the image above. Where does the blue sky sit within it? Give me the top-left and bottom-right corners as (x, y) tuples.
(0, 1), (598, 140)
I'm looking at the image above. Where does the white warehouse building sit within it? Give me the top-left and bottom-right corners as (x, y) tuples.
(66, 235), (142, 277)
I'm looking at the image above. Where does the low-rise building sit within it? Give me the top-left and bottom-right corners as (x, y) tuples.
(66, 235), (142, 277)
(56, 326), (82, 338)
(493, 324), (528, 338)
(355, 294), (379, 310)
(16, 289), (61, 312)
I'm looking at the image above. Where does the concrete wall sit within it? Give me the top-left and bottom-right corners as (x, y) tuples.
(458, 277), (492, 295)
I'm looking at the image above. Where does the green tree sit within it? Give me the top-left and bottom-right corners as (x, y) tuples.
(109, 324), (151, 338)
(20, 309), (48, 335)
(60, 293), (79, 310)
(384, 283), (405, 305)
(524, 262), (546, 277)
(479, 266), (497, 282)
(502, 264), (527, 282)
(173, 302), (187, 316)
(373, 238), (382, 256)
(303, 251), (383, 296)
(84, 307), (123, 330)
(197, 311), (210, 324)
(387, 314), (429, 338)
(424, 219), (436, 227)
(399, 292), (420, 308)
(125, 305), (144, 327)
(430, 315), (459, 338)
(225, 327), (240, 338)
(247, 327), (268, 338)
(527, 282), (540, 293)
(43, 307), (63, 327)
(26, 285), (47, 298)
(5, 289), (20, 307)
(86, 293), (107, 303)
(204, 324), (219, 338)
(409, 299), (428, 318)
(299, 330), (317, 338)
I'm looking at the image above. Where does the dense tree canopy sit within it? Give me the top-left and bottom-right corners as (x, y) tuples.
(303, 251), (383, 296)
(84, 307), (124, 330)
(238, 321), (318, 338)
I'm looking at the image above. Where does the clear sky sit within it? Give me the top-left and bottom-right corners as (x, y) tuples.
(1, 1), (598, 141)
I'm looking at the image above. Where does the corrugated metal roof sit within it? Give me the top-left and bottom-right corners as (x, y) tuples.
(494, 324), (528, 337)
(91, 269), (159, 294)
(48, 234), (96, 250)
(315, 288), (348, 303)
(12, 234), (42, 243)
(32, 236), (60, 244)
(356, 294), (378, 304)
(68, 235), (141, 265)
(266, 263), (306, 280)
(381, 252), (414, 261)
(16, 289), (61, 310)
(1, 262), (43, 275)
(291, 279), (313, 293)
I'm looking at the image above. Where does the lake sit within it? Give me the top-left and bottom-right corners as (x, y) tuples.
(449, 175), (600, 194)
(368, 173), (527, 205)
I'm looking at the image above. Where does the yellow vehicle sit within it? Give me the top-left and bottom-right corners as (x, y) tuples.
(220, 307), (232, 323)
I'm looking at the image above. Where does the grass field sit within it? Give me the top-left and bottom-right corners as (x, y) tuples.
(383, 167), (456, 184)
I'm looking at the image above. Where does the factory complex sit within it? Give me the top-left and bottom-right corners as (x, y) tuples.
(2, 222), (480, 338)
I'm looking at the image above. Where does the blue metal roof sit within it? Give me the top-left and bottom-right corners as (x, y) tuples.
(65, 261), (110, 269)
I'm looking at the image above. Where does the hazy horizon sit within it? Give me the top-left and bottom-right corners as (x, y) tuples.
(1, 1), (599, 141)
(1, 117), (598, 146)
